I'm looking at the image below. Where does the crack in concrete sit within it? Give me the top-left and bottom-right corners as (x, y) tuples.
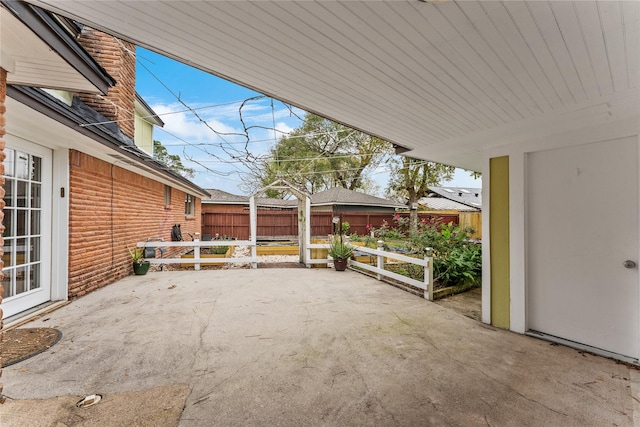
(413, 332), (571, 418)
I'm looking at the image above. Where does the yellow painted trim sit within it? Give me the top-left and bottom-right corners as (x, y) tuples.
(256, 245), (299, 256)
(490, 156), (510, 329)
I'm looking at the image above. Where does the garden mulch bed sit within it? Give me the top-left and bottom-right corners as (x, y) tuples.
(1, 328), (62, 367)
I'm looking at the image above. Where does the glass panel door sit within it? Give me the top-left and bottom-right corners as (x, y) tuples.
(2, 141), (51, 318)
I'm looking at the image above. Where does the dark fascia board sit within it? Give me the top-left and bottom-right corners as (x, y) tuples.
(2, 0), (115, 94)
(8, 85), (209, 197)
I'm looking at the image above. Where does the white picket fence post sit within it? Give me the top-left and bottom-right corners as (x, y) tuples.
(424, 247), (433, 301)
(194, 234), (201, 271)
(376, 240), (384, 280)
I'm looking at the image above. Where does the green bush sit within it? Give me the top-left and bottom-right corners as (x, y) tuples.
(406, 221), (482, 288)
(341, 221), (350, 235)
(210, 245), (229, 254)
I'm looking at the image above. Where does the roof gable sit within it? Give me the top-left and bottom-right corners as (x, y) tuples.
(312, 187), (405, 209)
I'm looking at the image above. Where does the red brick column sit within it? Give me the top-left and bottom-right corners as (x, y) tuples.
(0, 67), (7, 398)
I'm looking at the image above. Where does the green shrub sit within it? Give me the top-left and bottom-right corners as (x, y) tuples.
(341, 221), (350, 235)
(405, 221), (482, 288)
(210, 245), (229, 254)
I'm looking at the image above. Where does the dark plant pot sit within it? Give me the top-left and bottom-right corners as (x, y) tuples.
(333, 258), (348, 271)
(133, 261), (150, 275)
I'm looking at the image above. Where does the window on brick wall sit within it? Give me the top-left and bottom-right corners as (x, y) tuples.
(164, 185), (171, 205)
(185, 194), (194, 216)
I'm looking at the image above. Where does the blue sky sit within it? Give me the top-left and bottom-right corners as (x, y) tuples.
(135, 47), (481, 195)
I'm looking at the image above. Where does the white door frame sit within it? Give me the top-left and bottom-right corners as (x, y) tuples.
(3, 137), (52, 317)
(3, 136), (69, 319)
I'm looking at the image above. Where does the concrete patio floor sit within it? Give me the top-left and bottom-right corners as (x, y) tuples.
(2, 268), (638, 426)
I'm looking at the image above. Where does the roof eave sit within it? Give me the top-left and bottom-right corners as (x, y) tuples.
(2, 0), (115, 94)
(8, 85), (208, 197)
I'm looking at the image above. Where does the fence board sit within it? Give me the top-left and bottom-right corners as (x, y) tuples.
(202, 210), (461, 240)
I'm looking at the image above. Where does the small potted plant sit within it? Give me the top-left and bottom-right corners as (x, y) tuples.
(328, 236), (353, 271)
(128, 245), (150, 275)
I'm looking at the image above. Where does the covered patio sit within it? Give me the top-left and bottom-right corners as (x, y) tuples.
(2, 269), (637, 426)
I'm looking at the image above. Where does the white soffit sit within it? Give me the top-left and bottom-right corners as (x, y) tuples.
(1, 6), (101, 93)
(24, 0), (640, 170)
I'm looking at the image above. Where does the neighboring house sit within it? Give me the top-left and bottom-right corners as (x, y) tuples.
(134, 93), (164, 156)
(424, 187), (482, 211)
(310, 187), (404, 213)
(419, 187), (482, 238)
(0, 1), (208, 320)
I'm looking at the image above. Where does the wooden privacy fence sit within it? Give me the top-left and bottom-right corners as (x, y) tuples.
(202, 210), (460, 240)
(459, 212), (482, 239)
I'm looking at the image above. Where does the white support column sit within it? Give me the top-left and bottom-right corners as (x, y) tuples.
(52, 147), (69, 301)
(304, 195), (311, 265)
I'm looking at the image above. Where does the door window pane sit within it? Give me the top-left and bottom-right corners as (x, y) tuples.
(17, 180), (27, 208)
(30, 264), (40, 290)
(15, 266), (26, 294)
(16, 209), (27, 236)
(3, 209), (13, 237)
(31, 210), (40, 235)
(4, 148), (14, 177)
(17, 237), (27, 264)
(16, 152), (29, 180)
(30, 237), (40, 262)
(3, 238), (14, 267)
(4, 178), (13, 207)
(31, 156), (41, 182)
(31, 183), (41, 208)
(2, 269), (11, 298)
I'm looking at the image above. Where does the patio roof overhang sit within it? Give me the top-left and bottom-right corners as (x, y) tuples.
(22, 0), (640, 170)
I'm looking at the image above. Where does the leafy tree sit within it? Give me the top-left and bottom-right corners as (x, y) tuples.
(386, 157), (454, 230)
(255, 114), (393, 197)
(153, 140), (195, 179)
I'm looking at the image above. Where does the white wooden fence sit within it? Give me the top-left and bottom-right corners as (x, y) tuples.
(138, 235), (433, 300)
(306, 239), (434, 301)
(137, 235), (258, 270)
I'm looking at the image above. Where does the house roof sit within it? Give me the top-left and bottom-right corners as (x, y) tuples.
(427, 187), (482, 210)
(418, 197), (480, 213)
(204, 189), (248, 204)
(311, 187), (405, 209)
(1, 0), (114, 94)
(8, 85), (209, 197)
(203, 187), (405, 209)
(22, 0), (640, 172)
(256, 198), (297, 209)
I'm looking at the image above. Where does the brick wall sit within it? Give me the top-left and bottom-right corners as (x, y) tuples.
(68, 151), (201, 298)
(0, 68), (6, 397)
(77, 29), (136, 139)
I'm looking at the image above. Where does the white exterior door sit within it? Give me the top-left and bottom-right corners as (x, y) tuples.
(526, 136), (639, 359)
(2, 138), (52, 318)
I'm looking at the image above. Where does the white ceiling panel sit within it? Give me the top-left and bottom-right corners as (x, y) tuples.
(22, 0), (640, 170)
